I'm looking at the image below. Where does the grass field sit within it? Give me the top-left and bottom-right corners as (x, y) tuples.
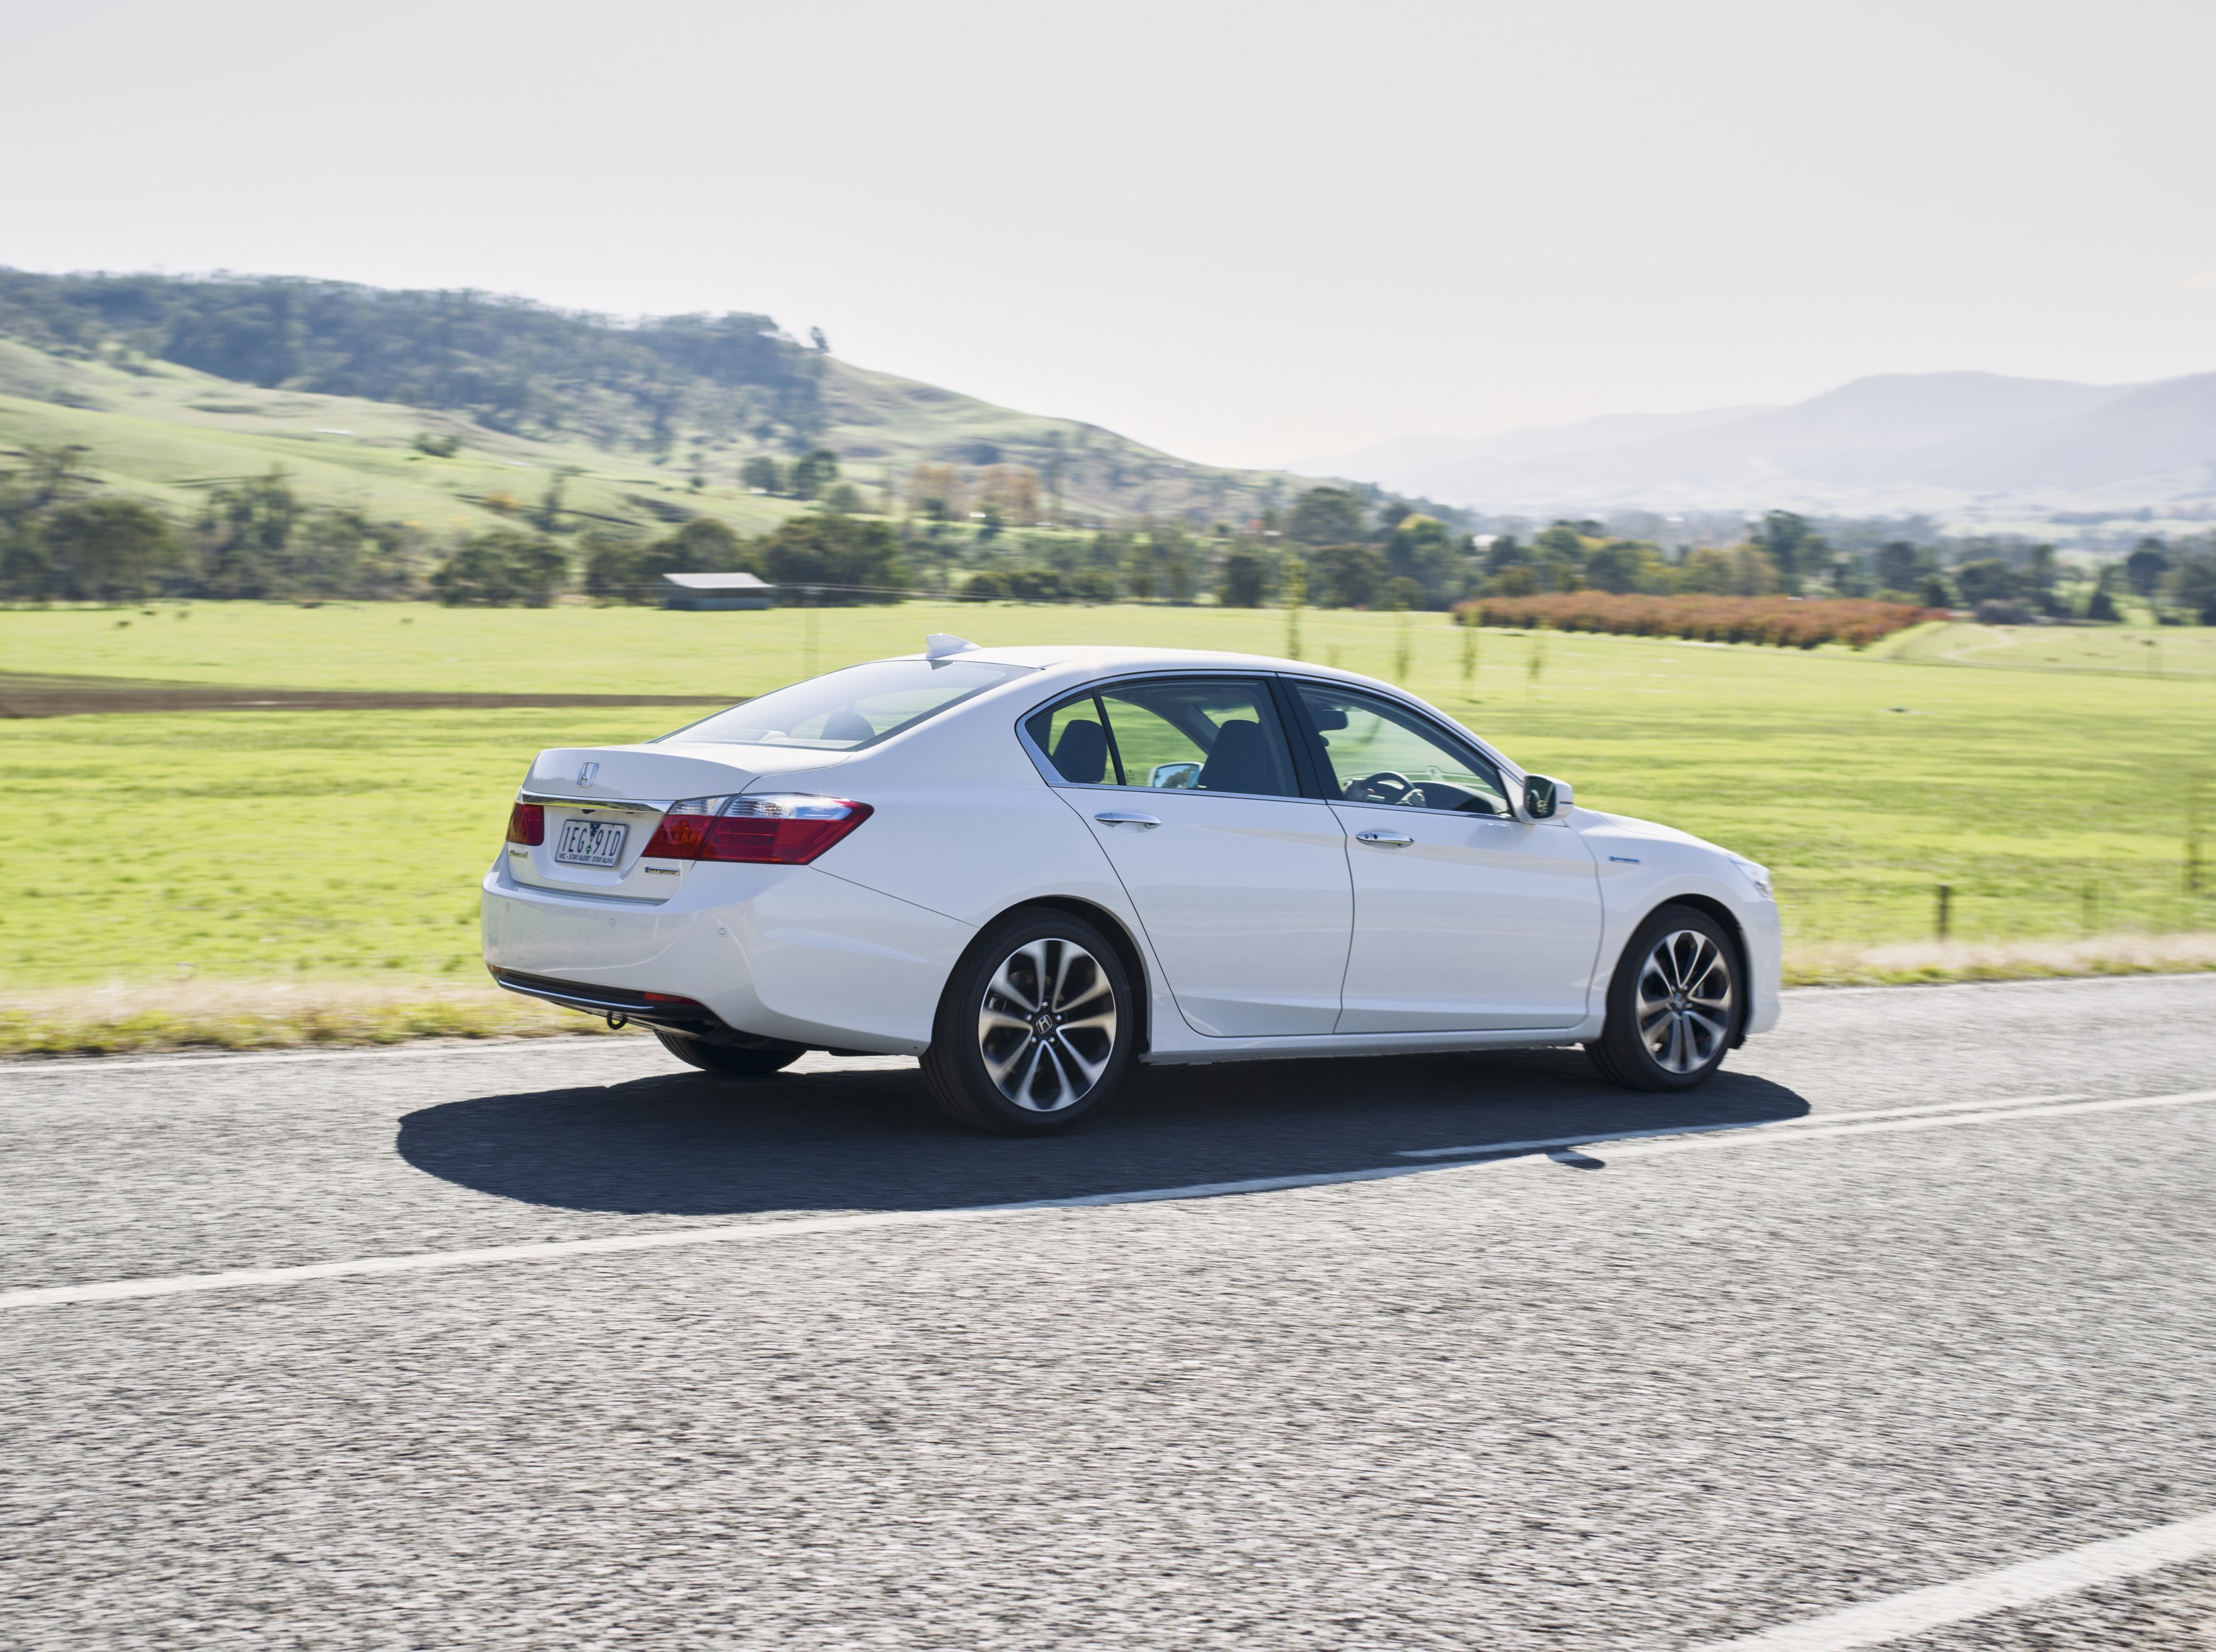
(5, 602), (2213, 1024)
(1885, 619), (2216, 677)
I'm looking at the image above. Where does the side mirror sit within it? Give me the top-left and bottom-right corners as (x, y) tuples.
(1521, 774), (1572, 819)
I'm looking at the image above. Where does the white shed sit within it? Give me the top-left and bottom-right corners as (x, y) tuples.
(659, 571), (777, 611)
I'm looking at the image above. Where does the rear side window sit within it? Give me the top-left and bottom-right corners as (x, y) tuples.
(665, 659), (1030, 749)
(1026, 677), (1300, 799)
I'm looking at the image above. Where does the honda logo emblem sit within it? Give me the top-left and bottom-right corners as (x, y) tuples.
(576, 761), (600, 786)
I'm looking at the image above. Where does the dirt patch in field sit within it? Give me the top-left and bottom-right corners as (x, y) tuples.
(0, 673), (740, 717)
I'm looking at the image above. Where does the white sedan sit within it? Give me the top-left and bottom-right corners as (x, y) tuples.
(483, 637), (1781, 1133)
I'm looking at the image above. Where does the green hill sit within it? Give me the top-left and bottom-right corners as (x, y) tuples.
(0, 270), (1310, 536)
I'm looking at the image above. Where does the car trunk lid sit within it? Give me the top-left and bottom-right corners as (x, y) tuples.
(503, 743), (848, 900)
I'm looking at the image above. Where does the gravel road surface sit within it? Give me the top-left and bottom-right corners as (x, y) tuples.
(4, 976), (2213, 1650)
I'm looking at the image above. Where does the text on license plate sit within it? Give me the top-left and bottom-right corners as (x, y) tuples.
(554, 818), (629, 867)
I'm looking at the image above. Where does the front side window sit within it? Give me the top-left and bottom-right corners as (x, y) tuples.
(1026, 677), (1300, 799)
(1295, 684), (1512, 814)
(665, 659), (1031, 749)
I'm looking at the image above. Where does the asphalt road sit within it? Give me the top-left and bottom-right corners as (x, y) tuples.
(4, 975), (2214, 1650)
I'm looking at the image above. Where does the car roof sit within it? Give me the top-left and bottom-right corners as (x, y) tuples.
(910, 642), (1397, 691)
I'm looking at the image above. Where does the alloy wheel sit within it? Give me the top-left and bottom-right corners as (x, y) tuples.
(1634, 928), (1734, 1074)
(976, 938), (1120, 1112)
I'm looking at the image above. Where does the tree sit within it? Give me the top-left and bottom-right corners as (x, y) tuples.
(2170, 550), (2216, 624)
(1308, 545), (1385, 607)
(1218, 549), (1269, 607)
(38, 498), (181, 602)
(196, 468), (299, 598)
(741, 455), (783, 494)
(1953, 559), (2021, 606)
(1750, 510), (1829, 593)
(787, 448), (841, 501)
(1679, 545), (1780, 596)
(2088, 565), (2123, 622)
(1875, 540), (1927, 595)
(291, 509), (417, 599)
(1483, 535), (1527, 576)
(1382, 514), (1465, 606)
(979, 465), (1041, 524)
(908, 464), (961, 520)
(2125, 539), (2172, 598)
(1287, 487), (1365, 546)
(430, 529), (567, 606)
(1583, 540), (1663, 595)
(754, 514), (908, 604)
(1152, 526), (1196, 603)
(1530, 524), (1589, 592)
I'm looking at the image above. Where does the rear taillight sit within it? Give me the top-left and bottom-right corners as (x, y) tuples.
(637, 796), (722, 858)
(506, 802), (545, 846)
(642, 794), (873, 864)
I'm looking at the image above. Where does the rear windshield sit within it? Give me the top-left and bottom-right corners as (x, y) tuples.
(661, 658), (1031, 750)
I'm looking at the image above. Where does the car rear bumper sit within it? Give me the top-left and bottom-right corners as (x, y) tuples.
(480, 859), (976, 1055)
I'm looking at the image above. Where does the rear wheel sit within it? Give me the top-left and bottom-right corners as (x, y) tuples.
(651, 1026), (804, 1079)
(1586, 905), (1740, 1093)
(922, 910), (1135, 1135)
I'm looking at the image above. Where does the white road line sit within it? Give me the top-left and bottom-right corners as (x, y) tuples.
(0, 1163), (1452, 1310)
(1683, 1508), (2216, 1651)
(1397, 1093), (2088, 1160)
(1605, 1090), (2216, 1167)
(5, 1087), (2212, 1312)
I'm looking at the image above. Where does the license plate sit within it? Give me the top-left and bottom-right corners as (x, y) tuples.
(554, 818), (629, 868)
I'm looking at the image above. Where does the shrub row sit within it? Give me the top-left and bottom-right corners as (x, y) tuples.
(1455, 592), (1933, 649)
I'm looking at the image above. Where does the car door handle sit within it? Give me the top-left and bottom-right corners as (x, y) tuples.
(1355, 829), (1414, 846)
(1095, 811), (1162, 828)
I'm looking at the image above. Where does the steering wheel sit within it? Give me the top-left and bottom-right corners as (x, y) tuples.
(1346, 770), (1416, 804)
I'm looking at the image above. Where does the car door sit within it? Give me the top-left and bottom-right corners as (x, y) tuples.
(1026, 676), (1352, 1036)
(1287, 680), (1602, 1033)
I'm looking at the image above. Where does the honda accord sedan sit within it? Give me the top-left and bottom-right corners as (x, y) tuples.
(483, 637), (1780, 1133)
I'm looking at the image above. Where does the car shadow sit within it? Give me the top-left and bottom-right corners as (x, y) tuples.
(395, 1047), (1811, 1217)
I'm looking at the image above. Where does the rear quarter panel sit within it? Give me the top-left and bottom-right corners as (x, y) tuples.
(799, 689), (1182, 1047)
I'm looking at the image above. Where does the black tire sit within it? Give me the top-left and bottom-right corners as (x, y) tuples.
(651, 1026), (804, 1078)
(1587, 904), (1741, 1093)
(921, 908), (1136, 1135)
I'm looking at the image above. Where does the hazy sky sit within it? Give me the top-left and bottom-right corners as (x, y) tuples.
(5, 0), (2212, 468)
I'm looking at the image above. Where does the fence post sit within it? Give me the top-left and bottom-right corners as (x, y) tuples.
(1936, 884), (1952, 941)
(2188, 776), (2203, 896)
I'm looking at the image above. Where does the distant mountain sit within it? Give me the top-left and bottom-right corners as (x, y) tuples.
(1300, 405), (1774, 492)
(1301, 372), (2216, 517)
(0, 269), (1308, 526)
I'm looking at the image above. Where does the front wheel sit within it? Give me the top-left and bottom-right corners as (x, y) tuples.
(921, 910), (1135, 1135)
(652, 1027), (804, 1078)
(1586, 905), (1740, 1092)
